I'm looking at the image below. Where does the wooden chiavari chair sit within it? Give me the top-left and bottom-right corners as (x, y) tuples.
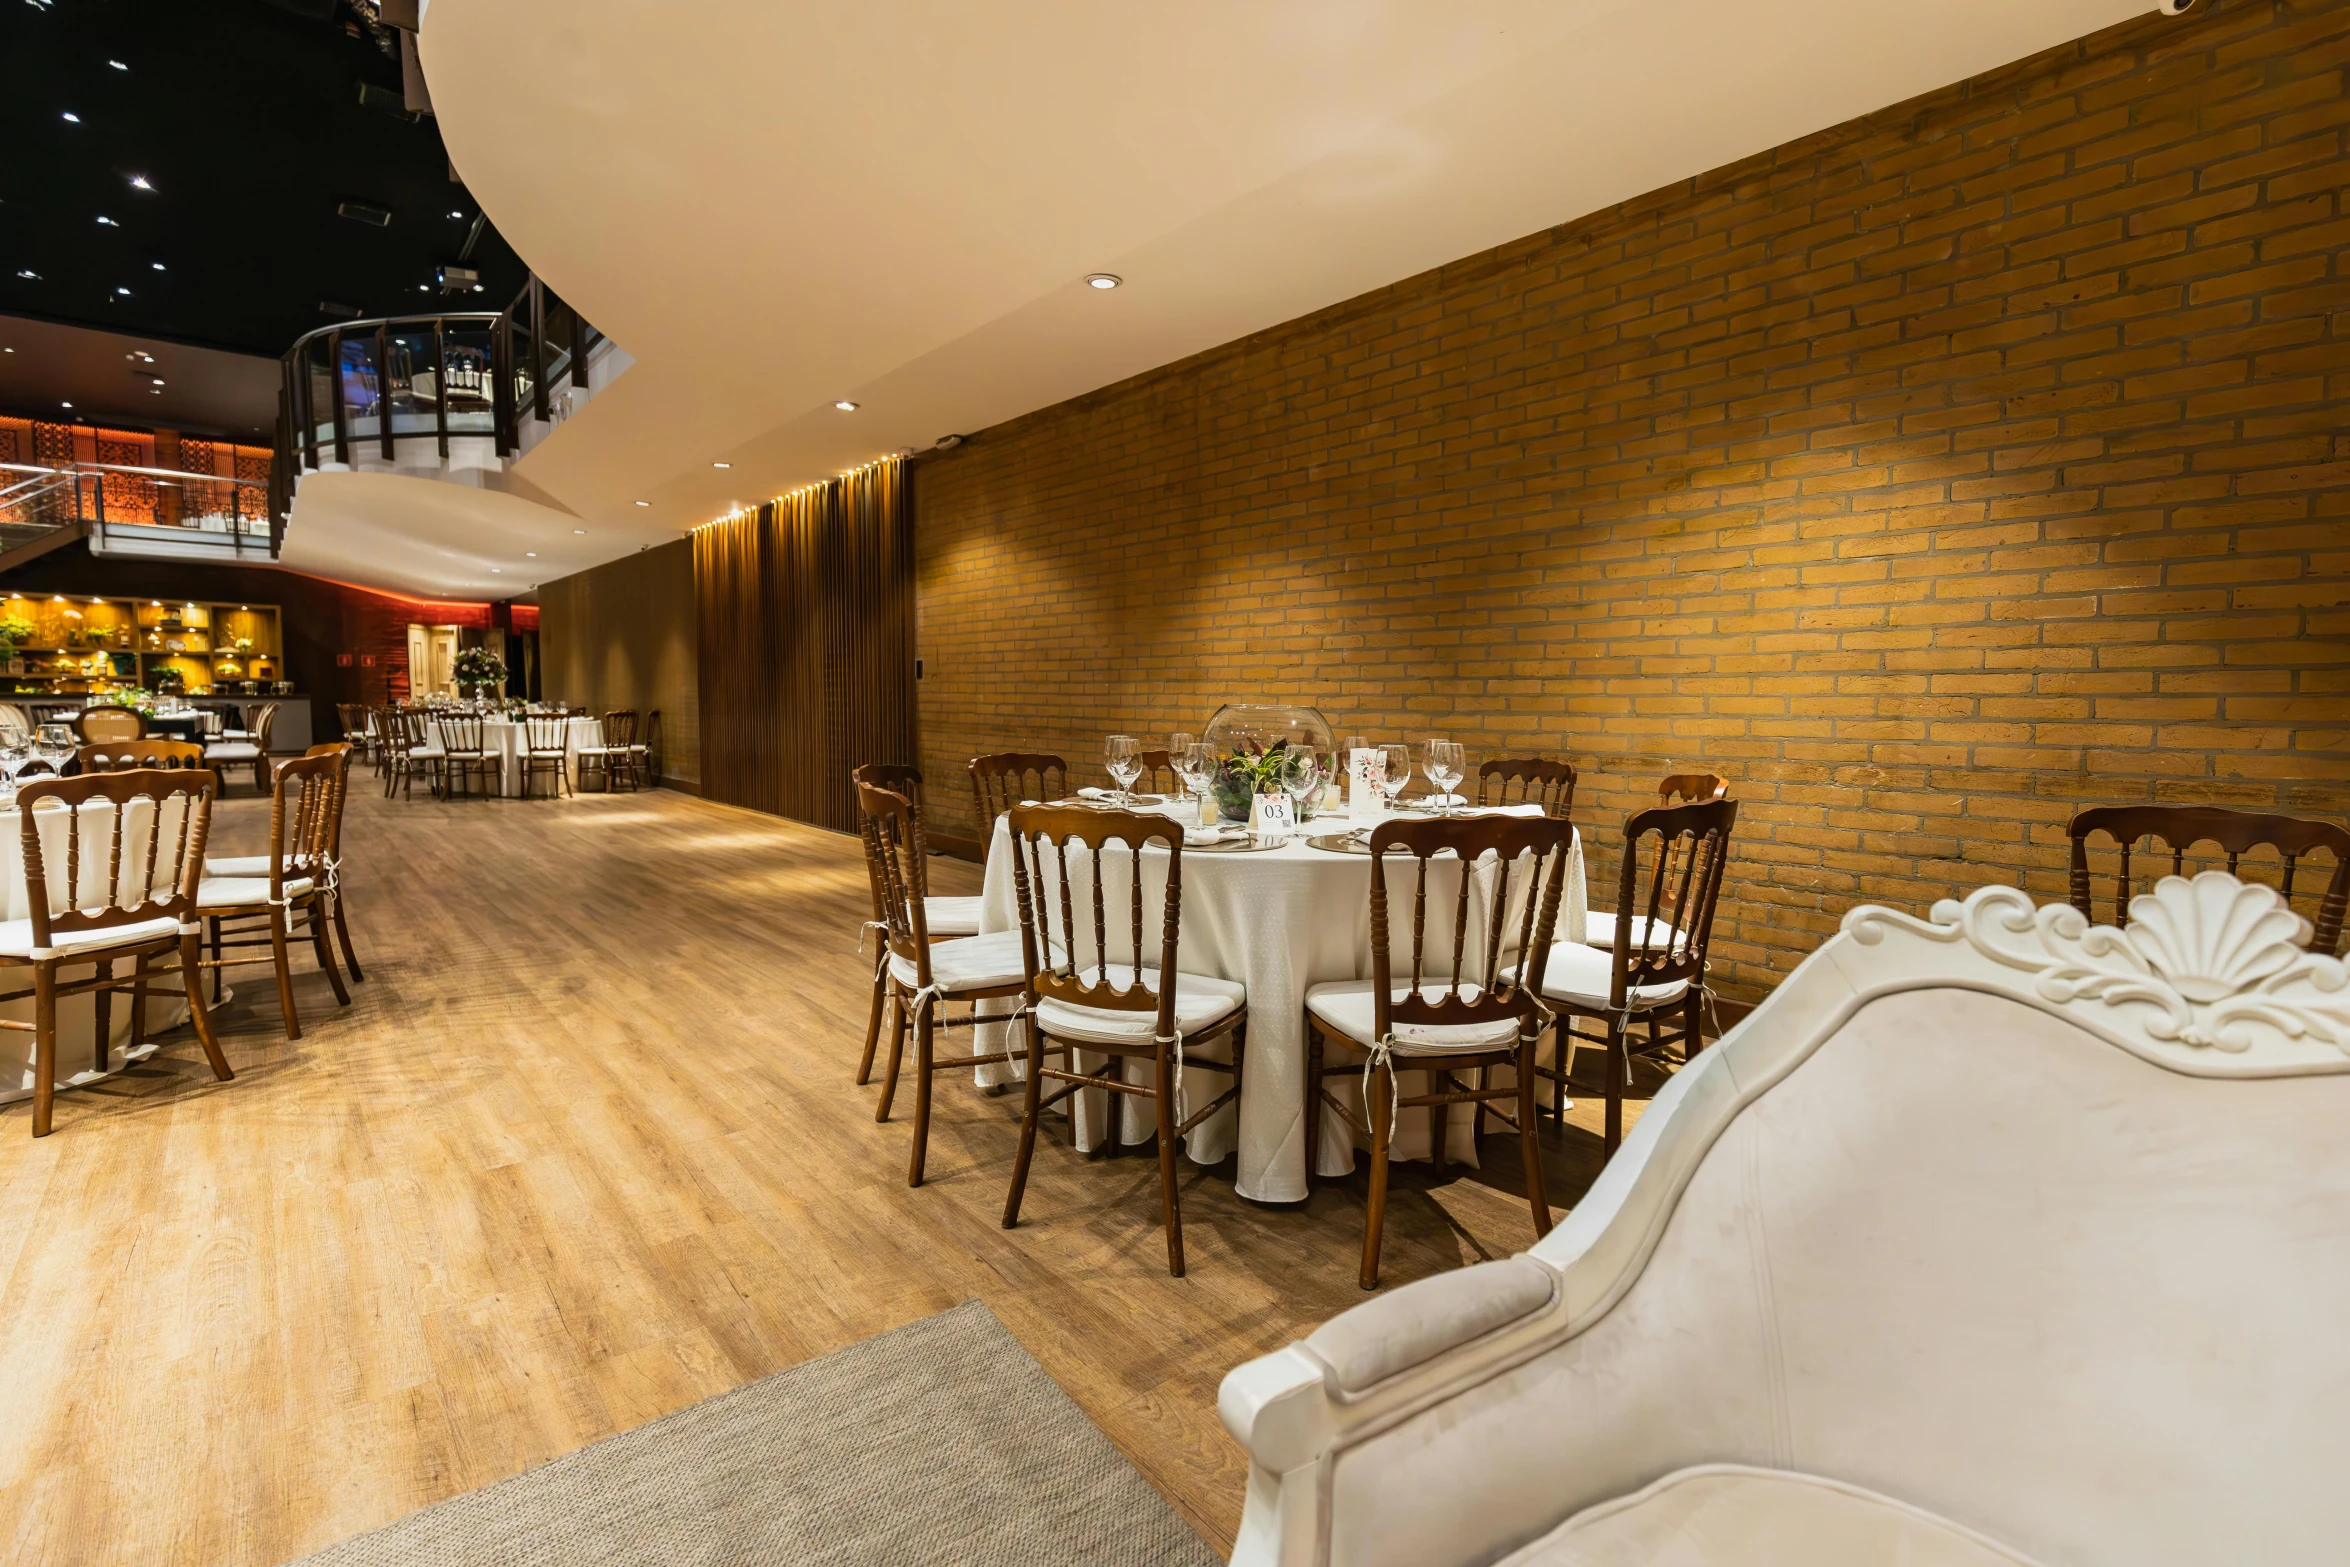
(79, 740), (204, 773)
(1134, 749), (1181, 797)
(73, 705), (145, 744)
(335, 703), (377, 767)
(432, 712), (498, 801)
(201, 708), (267, 794)
(199, 750), (351, 1038)
(1659, 772), (1729, 804)
(2, 767), (231, 1136)
(577, 710), (642, 793)
(630, 710), (658, 788)
(849, 764), (981, 1086)
(379, 707), (429, 799)
(518, 715), (572, 799)
(1000, 804), (1247, 1276)
(1305, 813), (1574, 1289)
(1477, 756), (1578, 818)
(859, 781), (1034, 1188)
(968, 752), (1067, 841)
(1530, 798), (1737, 1150)
(2069, 805), (2350, 956)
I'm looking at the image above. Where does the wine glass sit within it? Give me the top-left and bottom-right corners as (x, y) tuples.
(1281, 747), (1325, 823)
(1103, 734), (1142, 806)
(1378, 743), (1412, 812)
(1425, 740), (1465, 817)
(0, 722), (26, 805)
(33, 724), (75, 777)
(1179, 740), (1218, 825)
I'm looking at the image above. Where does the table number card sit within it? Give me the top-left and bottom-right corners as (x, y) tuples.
(1348, 748), (1387, 819)
(1249, 792), (1295, 840)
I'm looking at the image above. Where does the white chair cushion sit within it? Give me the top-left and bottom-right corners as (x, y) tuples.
(1305, 978), (1523, 1053)
(1580, 911), (1686, 952)
(198, 875), (315, 908)
(889, 929), (1029, 994)
(203, 855), (271, 878)
(1496, 1464), (2044, 1567)
(204, 743), (261, 761)
(1504, 941), (1690, 1012)
(923, 895), (983, 937)
(0, 913), (183, 959)
(1036, 964), (1245, 1045)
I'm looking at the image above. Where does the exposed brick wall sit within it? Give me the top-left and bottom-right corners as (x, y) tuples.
(913, 0), (2350, 1000)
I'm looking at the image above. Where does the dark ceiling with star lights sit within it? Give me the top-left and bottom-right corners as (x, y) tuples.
(0, 0), (527, 357)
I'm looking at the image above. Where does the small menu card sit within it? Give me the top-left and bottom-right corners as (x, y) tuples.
(1348, 748), (1386, 819)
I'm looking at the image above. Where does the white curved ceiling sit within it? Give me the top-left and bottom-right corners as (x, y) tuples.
(373, 0), (2153, 587)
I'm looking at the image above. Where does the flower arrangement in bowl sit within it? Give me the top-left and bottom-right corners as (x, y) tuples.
(452, 645), (507, 698)
(1200, 703), (1336, 823)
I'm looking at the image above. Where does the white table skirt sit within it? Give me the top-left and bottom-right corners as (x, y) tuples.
(975, 804), (1584, 1203)
(0, 795), (196, 1105)
(416, 717), (604, 798)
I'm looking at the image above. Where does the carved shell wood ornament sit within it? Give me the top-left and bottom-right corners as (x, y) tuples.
(1843, 872), (2350, 1073)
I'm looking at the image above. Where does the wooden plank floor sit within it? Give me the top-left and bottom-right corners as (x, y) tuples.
(0, 783), (1665, 1565)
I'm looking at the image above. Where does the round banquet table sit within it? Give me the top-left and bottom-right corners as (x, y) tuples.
(414, 715), (605, 797)
(974, 801), (1585, 1204)
(0, 794), (196, 1107)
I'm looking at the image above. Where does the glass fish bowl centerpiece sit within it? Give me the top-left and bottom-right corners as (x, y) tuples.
(1200, 702), (1336, 823)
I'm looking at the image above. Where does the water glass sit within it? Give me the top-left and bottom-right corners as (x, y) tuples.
(1104, 734), (1142, 806)
(1425, 740), (1466, 816)
(1180, 740), (1218, 824)
(1378, 744), (1412, 811)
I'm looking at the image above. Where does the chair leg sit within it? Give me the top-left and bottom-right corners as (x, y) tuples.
(308, 901), (351, 1007)
(1684, 987), (1706, 1056)
(1360, 1058), (1393, 1290)
(91, 957), (112, 1073)
(875, 991), (908, 1122)
(1430, 1067), (1448, 1171)
(269, 907), (302, 1041)
(1003, 1017), (1047, 1230)
(1519, 1036), (1552, 1239)
(1551, 1018), (1570, 1121)
(907, 1001), (936, 1187)
(129, 950), (150, 1053)
(208, 916), (224, 1004)
(856, 949), (887, 1085)
(332, 890), (365, 983)
(1157, 1037), (1185, 1277)
(31, 961), (56, 1138)
(180, 932), (233, 1083)
(1603, 1015), (1627, 1153)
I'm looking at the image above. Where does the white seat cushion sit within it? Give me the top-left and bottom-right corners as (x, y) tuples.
(1036, 965), (1245, 1045)
(1504, 941), (1690, 1012)
(889, 929), (1029, 994)
(198, 875), (315, 908)
(1497, 1465), (2044, 1567)
(1304, 977), (1522, 1053)
(922, 895), (983, 937)
(204, 743), (261, 761)
(1580, 911), (1686, 952)
(0, 913), (183, 959)
(203, 855), (271, 878)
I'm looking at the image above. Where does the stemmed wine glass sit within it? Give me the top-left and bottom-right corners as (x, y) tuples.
(1103, 734), (1142, 807)
(1424, 739), (1466, 817)
(0, 721), (27, 805)
(32, 724), (75, 781)
(1179, 741), (1218, 825)
(1378, 743), (1412, 813)
(1281, 747), (1326, 825)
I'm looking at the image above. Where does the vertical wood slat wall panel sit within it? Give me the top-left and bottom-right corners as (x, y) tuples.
(694, 458), (915, 832)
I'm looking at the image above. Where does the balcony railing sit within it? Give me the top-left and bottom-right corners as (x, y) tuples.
(276, 275), (604, 479)
(0, 460), (275, 562)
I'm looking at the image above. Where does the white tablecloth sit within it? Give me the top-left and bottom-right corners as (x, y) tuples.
(0, 794), (196, 1105)
(416, 716), (604, 798)
(975, 803), (1584, 1203)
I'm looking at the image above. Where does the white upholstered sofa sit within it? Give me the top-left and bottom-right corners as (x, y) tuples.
(1219, 872), (2350, 1566)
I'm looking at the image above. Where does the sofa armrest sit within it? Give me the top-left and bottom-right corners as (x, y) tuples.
(1304, 1256), (1558, 1396)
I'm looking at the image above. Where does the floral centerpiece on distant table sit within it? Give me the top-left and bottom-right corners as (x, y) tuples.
(452, 646), (507, 698)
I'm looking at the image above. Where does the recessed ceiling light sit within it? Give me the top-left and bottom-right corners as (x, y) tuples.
(833, 400), (859, 412)
(1085, 273), (1121, 289)
(59, 401), (72, 409)
(711, 461), (731, 469)
(60, 112), (79, 124)
(151, 378), (164, 386)
(13, 271), (34, 281)
(524, 552), (537, 557)
(447, 210), (463, 219)
(108, 59), (127, 71)
(128, 175), (153, 191)
(573, 528), (587, 534)
(150, 261), (164, 271)
(471, 285), (483, 293)
(114, 286), (131, 296)
(634, 500), (650, 507)
(95, 215), (116, 226)
(150, 388), (162, 394)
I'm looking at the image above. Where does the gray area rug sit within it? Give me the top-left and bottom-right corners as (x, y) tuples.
(293, 1299), (1221, 1567)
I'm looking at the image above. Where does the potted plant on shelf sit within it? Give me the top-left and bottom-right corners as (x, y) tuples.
(0, 615), (32, 677)
(453, 645), (507, 700)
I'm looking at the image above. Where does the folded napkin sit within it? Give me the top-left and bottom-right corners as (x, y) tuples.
(1183, 825), (1223, 846)
(1076, 786), (1109, 799)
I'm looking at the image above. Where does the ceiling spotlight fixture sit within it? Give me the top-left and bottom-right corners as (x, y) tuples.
(60, 112), (79, 124)
(150, 388), (161, 395)
(711, 461), (732, 469)
(833, 399), (859, 412)
(14, 270), (35, 281)
(447, 209), (463, 219)
(633, 500), (650, 507)
(114, 286), (131, 296)
(573, 528), (587, 534)
(59, 401), (72, 409)
(108, 59), (127, 71)
(128, 175), (153, 191)
(151, 378), (164, 386)
(150, 261), (164, 271)
(1085, 273), (1122, 289)
(95, 215), (117, 226)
